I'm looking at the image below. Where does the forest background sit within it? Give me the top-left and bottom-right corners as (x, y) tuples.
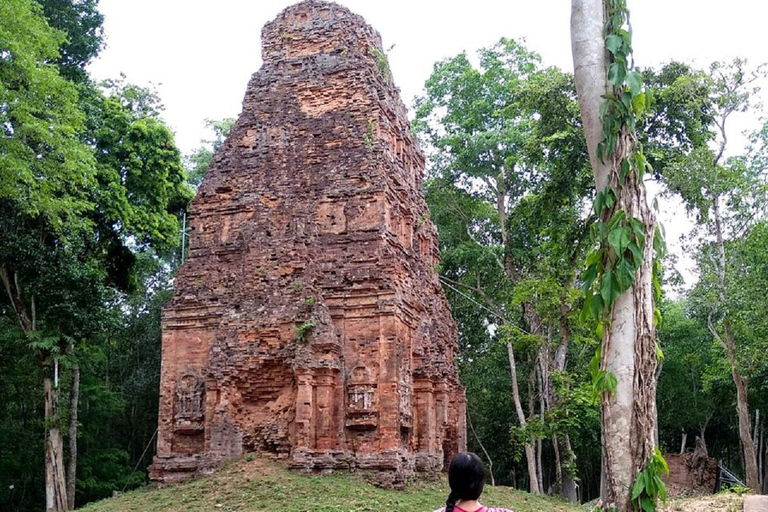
(1, 0), (768, 511)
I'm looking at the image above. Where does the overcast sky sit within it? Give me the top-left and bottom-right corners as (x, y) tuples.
(86, 0), (768, 288)
(88, 0), (768, 152)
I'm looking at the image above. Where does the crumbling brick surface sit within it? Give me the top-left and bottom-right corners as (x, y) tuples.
(149, 0), (466, 488)
(662, 453), (718, 497)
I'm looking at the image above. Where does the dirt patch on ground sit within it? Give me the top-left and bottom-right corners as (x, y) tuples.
(661, 493), (743, 512)
(223, 455), (279, 481)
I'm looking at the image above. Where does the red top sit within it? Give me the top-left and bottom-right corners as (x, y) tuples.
(433, 506), (515, 512)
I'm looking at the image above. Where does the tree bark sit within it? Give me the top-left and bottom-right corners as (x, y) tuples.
(554, 313), (579, 502)
(45, 377), (68, 511)
(571, 1), (660, 509)
(537, 359), (545, 493)
(559, 434), (579, 503)
(66, 365), (79, 510)
(733, 366), (759, 489)
(680, 431), (687, 454)
(759, 416), (764, 494)
(507, 341), (541, 494)
(763, 438), (768, 494)
(553, 434), (563, 493)
(537, 437), (544, 493)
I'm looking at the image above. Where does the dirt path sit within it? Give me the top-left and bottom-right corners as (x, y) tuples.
(661, 494), (742, 512)
(744, 496), (768, 512)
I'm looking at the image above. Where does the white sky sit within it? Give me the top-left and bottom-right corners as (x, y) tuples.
(87, 0), (768, 288)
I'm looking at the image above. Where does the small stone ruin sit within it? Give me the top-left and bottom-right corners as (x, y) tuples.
(149, 0), (466, 488)
(662, 439), (719, 497)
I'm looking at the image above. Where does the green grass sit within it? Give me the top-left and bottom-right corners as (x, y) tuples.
(79, 457), (582, 512)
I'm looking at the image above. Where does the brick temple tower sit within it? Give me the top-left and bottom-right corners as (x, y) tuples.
(150, 0), (466, 487)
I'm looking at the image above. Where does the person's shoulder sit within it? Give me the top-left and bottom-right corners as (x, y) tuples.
(484, 508), (515, 512)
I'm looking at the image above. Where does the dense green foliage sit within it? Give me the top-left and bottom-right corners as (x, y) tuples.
(415, 37), (599, 498)
(38, 0), (104, 82)
(184, 118), (235, 187)
(417, 32), (768, 506)
(0, 1), (192, 511)
(0, 0), (94, 226)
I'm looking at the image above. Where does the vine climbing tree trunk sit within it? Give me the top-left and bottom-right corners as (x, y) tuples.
(571, 0), (661, 510)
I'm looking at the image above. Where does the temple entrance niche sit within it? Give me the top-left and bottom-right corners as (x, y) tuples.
(170, 371), (205, 456)
(346, 365), (378, 431)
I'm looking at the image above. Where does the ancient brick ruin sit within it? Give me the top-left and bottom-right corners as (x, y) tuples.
(150, 0), (465, 487)
(662, 451), (718, 497)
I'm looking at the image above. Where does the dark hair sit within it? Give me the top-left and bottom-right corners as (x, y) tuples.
(445, 452), (486, 512)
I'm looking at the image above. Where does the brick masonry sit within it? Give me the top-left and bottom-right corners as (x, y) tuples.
(149, 0), (466, 488)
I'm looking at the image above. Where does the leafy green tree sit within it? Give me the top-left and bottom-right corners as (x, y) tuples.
(185, 118), (235, 188)
(664, 59), (767, 490)
(640, 62), (715, 175)
(0, 3), (192, 507)
(37, 0), (104, 82)
(656, 300), (719, 450)
(415, 38), (593, 499)
(0, 319), (44, 512)
(1, 3), (98, 508)
(0, 0), (95, 227)
(75, 254), (174, 504)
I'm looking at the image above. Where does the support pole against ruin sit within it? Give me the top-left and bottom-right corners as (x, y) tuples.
(180, 213), (187, 264)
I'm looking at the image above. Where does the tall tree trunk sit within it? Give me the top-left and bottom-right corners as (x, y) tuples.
(733, 367), (759, 489)
(467, 413), (495, 486)
(759, 416), (764, 494)
(537, 437), (544, 493)
(553, 434), (563, 493)
(554, 313), (579, 502)
(66, 364), (79, 510)
(537, 359), (545, 494)
(571, 1), (659, 509)
(709, 197), (760, 490)
(45, 377), (68, 511)
(559, 434), (579, 503)
(595, 93), (658, 512)
(680, 431), (688, 454)
(507, 341), (541, 494)
(1, 268), (71, 510)
(758, 416), (764, 494)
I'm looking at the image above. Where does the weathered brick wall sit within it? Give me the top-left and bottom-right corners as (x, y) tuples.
(150, 0), (465, 488)
(662, 453), (718, 497)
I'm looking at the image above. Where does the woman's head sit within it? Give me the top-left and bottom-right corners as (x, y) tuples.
(445, 452), (486, 512)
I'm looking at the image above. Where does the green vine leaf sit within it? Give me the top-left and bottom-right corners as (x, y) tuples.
(608, 225), (631, 254)
(626, 70), (643, 95)
(628, 241), (643, 267)
(600, 269), (621, 308)
(605, 34), (624, 54)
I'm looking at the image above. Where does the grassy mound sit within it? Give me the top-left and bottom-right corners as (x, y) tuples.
(79, 457), (582, 512)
